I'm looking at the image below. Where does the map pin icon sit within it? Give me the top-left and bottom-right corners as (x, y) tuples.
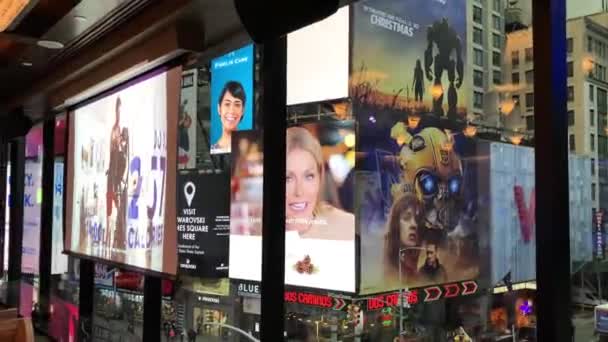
(184, 181), (196, 207)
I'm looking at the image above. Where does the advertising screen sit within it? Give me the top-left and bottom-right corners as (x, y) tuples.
(357, 121), (488, 294)
(52, 160), (68, 275)
(284, 121), (356, 292)
(178, 69), (198, 169)
(351, 0), (468, 118)
(287, 6), (350, 105)
(209, 44), (254, 155)
(66, 68), (179, 274)
(488, 143), (536, 285)
(23, 159), (42, 274)
(229, 130), (263, 282)
(229, 122), (357, 293)
(177, 173), (230, 277)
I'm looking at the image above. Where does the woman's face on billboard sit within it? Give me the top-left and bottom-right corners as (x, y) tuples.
(218, 91), (243, 132)
(399, 207), (418, 247)
(286, 148), (320, 220)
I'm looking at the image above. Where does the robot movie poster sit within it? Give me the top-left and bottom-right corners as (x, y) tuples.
(351, 0), (468, 120)
(357, 123), (490, 294)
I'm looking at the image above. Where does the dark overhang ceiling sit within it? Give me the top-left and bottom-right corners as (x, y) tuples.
(0, 0), (357, 120)
(0, 0), (159, 117)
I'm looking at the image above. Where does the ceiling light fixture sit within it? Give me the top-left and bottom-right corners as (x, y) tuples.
(0, 0), (30, 32)
(37, 39), (64, 50)
(21, 61), (32, 67)
(74, 15), (87, 22)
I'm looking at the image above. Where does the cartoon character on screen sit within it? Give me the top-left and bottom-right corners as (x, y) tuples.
(424, 18), (463, 119)
(105, 96), (130, 255)
(394, 127), (463, 241)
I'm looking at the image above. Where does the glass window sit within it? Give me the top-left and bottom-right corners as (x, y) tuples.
(568, 86), (574, 101)
(493, 70), (502, 85)
(591, 85), (595, 102)
(474, 70), (484, 88)
(492, 15), (501, 31)
(493, 51), (501, 66)
(512, 50), (520, 67)
(526, 115), (534, 131)
(493, 0), (502, 11)
(526, 70), (534, 84)
(593, 183), (597, 200)
(567, 61), (573, 77)
(474, 27), (483, 45)
(591, 109), (596, 126)
(512, 72), (520, 84)
(592, 134), (596, 151)
(592, 158), (596, 175)
(599, 88), (607, 113)
(474, 48), (484, 66)
(493, 33), (502, 49)
(474, 91), (484, 108)
(570, 134), (576, 151)
(526, 93), (534, 108)
(589, 36), (594, 52)
(93, 270), (145, 341)
(512, 94), (520, 105)
(525, 47), (533, 62)
(568, 110), (575, 126)
(567, 37), (573, 54)
(473, 6), (483, 24)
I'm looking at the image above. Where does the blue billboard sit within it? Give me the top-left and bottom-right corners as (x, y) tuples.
(210, 44), (255, 154)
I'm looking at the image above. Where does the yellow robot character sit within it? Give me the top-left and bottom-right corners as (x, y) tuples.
(393, 127), (463, 233)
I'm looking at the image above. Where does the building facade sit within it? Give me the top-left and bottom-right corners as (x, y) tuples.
(468, 0), (507, 121)
(498, 12), (608, 210)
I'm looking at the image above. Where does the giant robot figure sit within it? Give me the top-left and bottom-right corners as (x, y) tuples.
(424, 18), (464, 119)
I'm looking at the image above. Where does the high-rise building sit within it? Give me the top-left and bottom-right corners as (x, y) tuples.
(467, 0), (507, 121)
(499, 11), (608, 210)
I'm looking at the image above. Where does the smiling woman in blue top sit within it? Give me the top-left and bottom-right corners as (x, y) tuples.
(211, 81), (246, 154)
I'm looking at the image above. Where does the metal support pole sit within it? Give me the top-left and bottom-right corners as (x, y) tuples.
(7, 137), (25, 308)
(0, 140), (8, 280)
(143, 275), (162, 342)
(533, 0), (571, 340)
(260, 36), (287, 341)
(399, 251), (402, 335)
(78, 259), (94, 342)
(38, 116), (55, 330)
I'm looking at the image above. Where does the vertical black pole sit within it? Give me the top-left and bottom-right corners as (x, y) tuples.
(143, 276), (162, 342)
(260, 37), (287, 341)
(7, 137), (25, 308)
(77, 259), (94, 342)
(38, 117), (55, 329)
(0, 140), (8, 281)
(533, 0), (571, 341)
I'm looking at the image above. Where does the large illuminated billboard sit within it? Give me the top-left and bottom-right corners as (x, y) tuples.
(209, 44), (254, 155)
(351, 0), (468, 119)
(284, 122), (356, 292)
(66, 68), (179, 274)
(52, 160), (68, 275)
(229, 121), (357, 293)
(22, 159), (42, 274)
(357, 122), (488, 294)
(287, 6), (350, 105)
